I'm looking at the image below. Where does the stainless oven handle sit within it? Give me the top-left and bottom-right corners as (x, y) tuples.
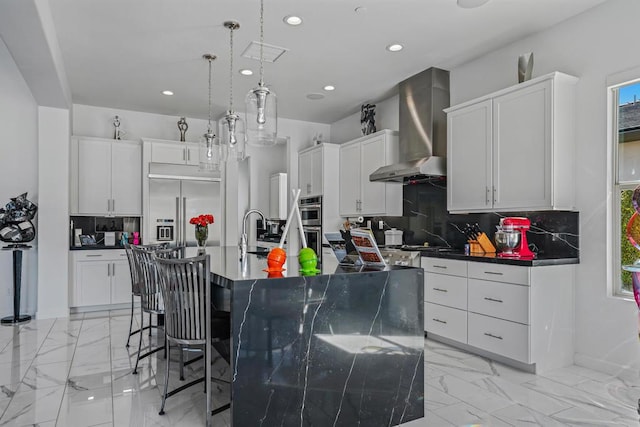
(302, 226), (322, 231)
(299, 204), (322, 209)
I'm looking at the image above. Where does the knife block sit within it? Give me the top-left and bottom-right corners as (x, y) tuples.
(468, 232), (496, 254)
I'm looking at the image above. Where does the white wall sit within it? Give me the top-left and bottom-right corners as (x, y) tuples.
(331, 94), (399, 144)
(37, 106), (70, 319)
(0, 37), (39, 318)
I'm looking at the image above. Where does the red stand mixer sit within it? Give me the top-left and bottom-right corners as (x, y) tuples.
(495, 217), (535, 259)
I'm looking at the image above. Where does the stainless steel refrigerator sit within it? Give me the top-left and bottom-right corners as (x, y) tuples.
(147, 178), (221, 247)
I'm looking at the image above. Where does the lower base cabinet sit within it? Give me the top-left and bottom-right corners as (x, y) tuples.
(423, 257), (574, 373)
(70, 250), (131, 308)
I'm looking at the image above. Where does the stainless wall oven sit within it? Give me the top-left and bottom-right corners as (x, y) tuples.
(299, 196), (322, 261)
(299, 196), (321, 226)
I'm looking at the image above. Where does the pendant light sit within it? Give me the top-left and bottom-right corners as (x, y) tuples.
(221, 21), (245, 161)
(200, 54), (221, 171)
(245, 0), (277, 146)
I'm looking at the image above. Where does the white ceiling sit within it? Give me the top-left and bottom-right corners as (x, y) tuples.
(45, 0), (608, 124)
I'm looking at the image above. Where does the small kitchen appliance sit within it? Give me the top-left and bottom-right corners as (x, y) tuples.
(384, 228), (403, 247)
(496, 217), (535, 259)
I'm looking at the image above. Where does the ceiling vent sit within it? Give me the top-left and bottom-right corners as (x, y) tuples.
(241, 41), (289, 63)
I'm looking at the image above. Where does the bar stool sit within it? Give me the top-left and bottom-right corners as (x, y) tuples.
(154, 254), (231, 417)
(130, 245), (182, 374)
(123, 242), (168, 347)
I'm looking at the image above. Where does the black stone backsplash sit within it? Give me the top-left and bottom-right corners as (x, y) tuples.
(365, 179), (579, 258)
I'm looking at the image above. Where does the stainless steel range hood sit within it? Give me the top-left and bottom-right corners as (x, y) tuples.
(370, 67), (450, 182)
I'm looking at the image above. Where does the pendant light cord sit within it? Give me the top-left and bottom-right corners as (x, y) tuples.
(259, 0), (264, 87)
(229, 26), (234, 112)
(207, 57), (213, 133)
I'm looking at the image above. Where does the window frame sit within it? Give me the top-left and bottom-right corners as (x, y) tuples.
(609, 73), (640, 299)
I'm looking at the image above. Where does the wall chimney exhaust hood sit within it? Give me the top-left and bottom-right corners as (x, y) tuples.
(370, 67), (450, 183)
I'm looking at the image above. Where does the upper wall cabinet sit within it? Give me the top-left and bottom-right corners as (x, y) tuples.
(446, 72), (578, 213)
(149, 140), (199, 166)
(339, 130), (403, 217)
(70, 136), (142, 216)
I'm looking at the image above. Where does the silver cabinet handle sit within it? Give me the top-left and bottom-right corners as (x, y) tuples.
(484, 332), (503, 340)
(484, 271), (503, 275)
(107, 199), (111, 212)
(107, 263), (111, 276)
(112, 263), (116, 276)
(433, 265), (447, 269)
(492, 186), (497, 204)
(433, 318), (447, 324)
(433, 288), (448, 293)
(182, 197), (187, 247)
(183, 149), (186, 162)
(86, 254), (103, 258)
(187, 149), (191, 162)
(176, 197), (181, 244)
(486, 187), (490, 204)
(484, 297), (503, 303)
(112, 199), (115, 212)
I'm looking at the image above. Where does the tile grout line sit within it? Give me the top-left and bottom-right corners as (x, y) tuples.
(53, 312), (84, 426)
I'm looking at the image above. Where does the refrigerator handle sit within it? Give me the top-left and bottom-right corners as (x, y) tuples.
(182, 197), (187, 247)
(176, 197), (181, 245)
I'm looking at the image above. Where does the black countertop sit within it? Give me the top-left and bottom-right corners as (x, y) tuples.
(418, 250), (579, 266)
(69, 245), (126, 251)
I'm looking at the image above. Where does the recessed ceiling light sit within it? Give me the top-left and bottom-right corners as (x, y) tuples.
(239, 69), (253, 76)
(283, 15), (303, 26)
(306, 93), (325, 100)
(457, 0), (490, 8)
(386, 44), (403, 52)
(161, 90), (174, 96)
(323, 85), (335, 91)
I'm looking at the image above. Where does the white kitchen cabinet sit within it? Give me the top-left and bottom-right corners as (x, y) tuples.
(269, 173), (287, 220)
(150, 140), (199, 166)
(298, 146), (324, 197)
(423, 257), (574, 373)
(71, 136), (142, 216)
(338, 130), (402, 217)
(70, 250), (132, 308)
(446, 72), (578, 213)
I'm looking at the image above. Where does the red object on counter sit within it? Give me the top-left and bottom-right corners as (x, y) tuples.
(498, 217), (535, 259)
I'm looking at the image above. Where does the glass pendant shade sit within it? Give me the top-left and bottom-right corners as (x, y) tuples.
(219, 112), (245, 161)
(199, 130), (221, 171)
(245, 83), (277, 146)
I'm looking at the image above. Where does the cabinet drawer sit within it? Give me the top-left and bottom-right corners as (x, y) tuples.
(468, 312), (530, 363)
(425, 303), (467, 343)
(425, 273), (467, 310)
(422, 258), (467, 277)
(468, 279), (529, 324)
(73, 250), (127, 262)
(468, 262), (529, 285)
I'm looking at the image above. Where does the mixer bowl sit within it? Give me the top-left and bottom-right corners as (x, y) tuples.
(494, 230), (521, 254)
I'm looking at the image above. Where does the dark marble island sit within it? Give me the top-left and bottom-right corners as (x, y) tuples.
(198, 247), (424, 427)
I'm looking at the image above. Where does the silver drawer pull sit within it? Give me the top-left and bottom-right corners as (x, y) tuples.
(484, 332), (503, 340)
(484, 271), (503, 275)
(432, 265), (447, 269)
(484, 297), (503, 303)
(433, 288), (448, 293)
(86, 254), (103, 257)
(433, 318), (447, 324)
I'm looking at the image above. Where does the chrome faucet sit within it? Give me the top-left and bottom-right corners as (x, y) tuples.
(240, 209), (266, 259)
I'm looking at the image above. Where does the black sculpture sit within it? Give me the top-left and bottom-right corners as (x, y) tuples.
(1, 193), (36, 325)
(360, 103), (376, 136)
(0, 192), (37, 244)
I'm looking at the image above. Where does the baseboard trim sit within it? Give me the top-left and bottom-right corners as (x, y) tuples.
(574, 352), (639, 378)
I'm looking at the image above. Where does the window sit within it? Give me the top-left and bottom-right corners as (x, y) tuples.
(614, 81), (640, 296)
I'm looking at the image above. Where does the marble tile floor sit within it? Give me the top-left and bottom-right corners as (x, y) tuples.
(0, 308), (639, 426)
